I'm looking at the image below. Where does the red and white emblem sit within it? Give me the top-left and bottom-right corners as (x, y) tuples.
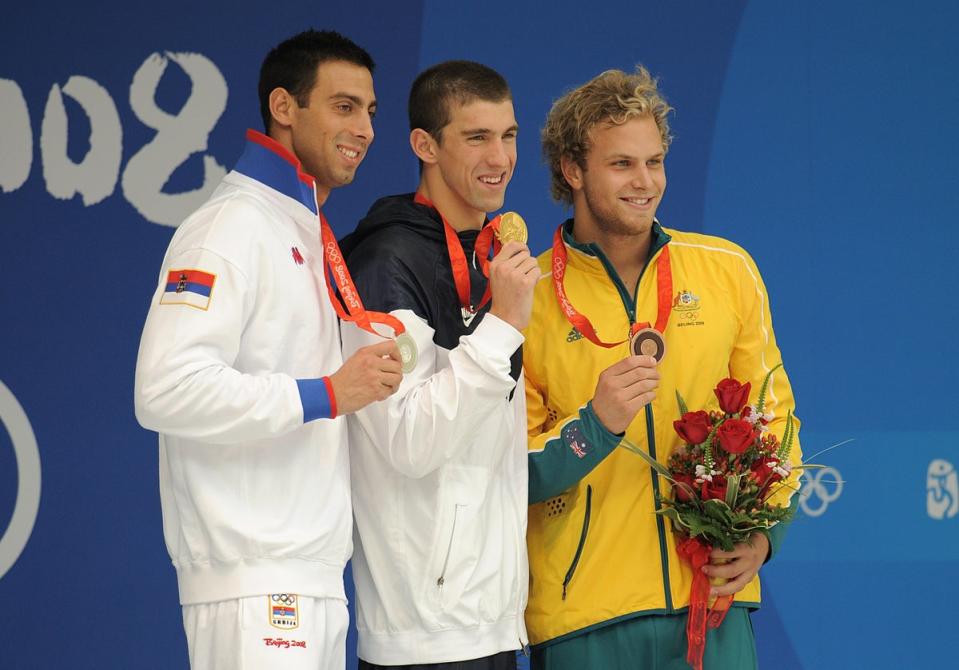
(269, 593), (299, 630)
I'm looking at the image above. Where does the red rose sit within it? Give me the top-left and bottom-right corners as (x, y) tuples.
(673, 411), (712, 445)
(750, 456), (780, 486)
(714, 378), (752, 415)
(671, 473), (697, 501)
(751, 457), (786, 497)
(700, 475), (727, 501)
(716, 419), (757, 454)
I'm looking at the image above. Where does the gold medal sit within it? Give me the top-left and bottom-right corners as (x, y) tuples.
(629, 327), (666, 362)
(496, 212), (528, 244)
(395, 332), (418, 373)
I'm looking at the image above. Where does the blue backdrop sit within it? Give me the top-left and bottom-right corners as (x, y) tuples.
(2, 1), (957, 667)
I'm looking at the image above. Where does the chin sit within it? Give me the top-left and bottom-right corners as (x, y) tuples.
(336, 170), (358, 185)
(476, 195), (506, 214)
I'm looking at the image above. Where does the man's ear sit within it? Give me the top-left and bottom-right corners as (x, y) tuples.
(560, 155), (584, 192)
(410, 128), (439, 165)
(269, 87), (296, 130)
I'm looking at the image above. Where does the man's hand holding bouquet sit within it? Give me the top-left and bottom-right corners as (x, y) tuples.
(623, 364), (804, 670)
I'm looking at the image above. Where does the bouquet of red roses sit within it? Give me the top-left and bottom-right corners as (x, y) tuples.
(622, 363), (798, 670)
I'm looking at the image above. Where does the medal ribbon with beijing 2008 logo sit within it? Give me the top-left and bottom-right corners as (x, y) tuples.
(413, 192), (525, 319)
(550, 224), (673, 360)
(319, 212), (416, 372)
(244, 130), (417, 373)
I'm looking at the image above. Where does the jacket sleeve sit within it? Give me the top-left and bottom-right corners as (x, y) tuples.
(341, 235), (522, 479)
(341, 311), (521, 478)
(134, 245), (334, 445)
(728, 247), (803, 560)
(525, 360), (625, 504)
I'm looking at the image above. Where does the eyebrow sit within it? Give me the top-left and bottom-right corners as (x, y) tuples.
(329, 93), (377, 108)
(604, 151), (664, 160)
(459, 124), (519, 136)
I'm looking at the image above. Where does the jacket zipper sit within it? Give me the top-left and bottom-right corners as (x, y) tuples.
(436, 504), (463, 588)
(646, 404), (674, 611)
(599, 237), (674, 610)
(562, 484), (592, 600)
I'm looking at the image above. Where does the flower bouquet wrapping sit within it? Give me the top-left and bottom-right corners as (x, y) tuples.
(622, 364), (799, 670)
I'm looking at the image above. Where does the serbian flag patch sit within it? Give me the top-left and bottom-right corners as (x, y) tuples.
(159, 269), (217, 310)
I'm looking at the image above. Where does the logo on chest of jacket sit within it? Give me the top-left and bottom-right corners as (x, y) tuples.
(269, 594), (299, 630)
(461, 306), (479, 328)
(672, 289), (704, 327)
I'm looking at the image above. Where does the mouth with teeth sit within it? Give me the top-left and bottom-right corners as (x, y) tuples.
(337, 145), (362, 163)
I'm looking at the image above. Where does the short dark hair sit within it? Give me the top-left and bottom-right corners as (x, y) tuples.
(408, 60), (511, 142)
(258, 29), (375, 133)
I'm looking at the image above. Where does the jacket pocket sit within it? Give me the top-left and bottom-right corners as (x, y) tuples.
(424, 466), (490, 617)
(436, 503), (464, 589)
(562, 484), (592, 600)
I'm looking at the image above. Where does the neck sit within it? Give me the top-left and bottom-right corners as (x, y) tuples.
(269, 127), (331, 207)
(417, 170), (485, 232)
(571, 215), (652, 291)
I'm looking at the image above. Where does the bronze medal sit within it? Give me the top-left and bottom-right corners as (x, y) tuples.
(629, 327), (666, 362)
(395, 332), (418, 373)
(496, 212), (528, 244)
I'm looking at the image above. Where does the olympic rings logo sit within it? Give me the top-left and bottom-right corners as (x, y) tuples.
(271, 593), (296, 604)
(799, 466), (843, 517)
(0, 381), (42, 580)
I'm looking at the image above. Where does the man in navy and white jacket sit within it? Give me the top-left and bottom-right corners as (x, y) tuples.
(134, 30), (401, 670)
(340, 61), (539, 669)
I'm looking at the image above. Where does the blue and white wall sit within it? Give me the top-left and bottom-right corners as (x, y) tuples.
(2, 2), (957, 667)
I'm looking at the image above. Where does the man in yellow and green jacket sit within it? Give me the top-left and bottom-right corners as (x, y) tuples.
(524, 67), (802, 669)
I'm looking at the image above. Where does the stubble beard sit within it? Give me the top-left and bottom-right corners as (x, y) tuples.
(583, 186), (651, 240)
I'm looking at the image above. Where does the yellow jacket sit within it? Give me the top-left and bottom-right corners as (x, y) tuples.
(524, 221), (802, 647)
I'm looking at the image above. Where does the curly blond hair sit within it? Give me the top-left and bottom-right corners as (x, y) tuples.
(542, 66), (673, 205)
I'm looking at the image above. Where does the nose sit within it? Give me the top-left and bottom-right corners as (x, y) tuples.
(630, 165), (653, 190)
(354, 112), (374, 144)
(486, 138), (511, 168)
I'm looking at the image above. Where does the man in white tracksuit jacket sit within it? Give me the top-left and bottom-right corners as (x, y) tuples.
(340, 61), (539, 669)
(134, 30), (401, 670)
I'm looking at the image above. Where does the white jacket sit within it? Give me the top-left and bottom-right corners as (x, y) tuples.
(134, 131), (350, 605)
(340, 194), (530, 664)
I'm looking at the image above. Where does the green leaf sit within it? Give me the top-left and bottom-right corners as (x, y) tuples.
(756, 363), (783, 415)
(702, 424), (721, 470)
(801, 438), (857, 463)
(703, 498), (733, 525)
(619, 440), (673, 480)
(777, 411), (794, 460)
(660, 507), (690, 532)
(725, 474), (741, 508)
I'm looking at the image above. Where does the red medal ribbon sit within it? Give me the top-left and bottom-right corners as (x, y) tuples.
(678, 537), (711, 670)
(550, 224), (672, 347)
(318, 212), (406, 337)
(245, 130), (405, 339)
(414, 192), (501, 316)
(677, 537), (734, 670)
